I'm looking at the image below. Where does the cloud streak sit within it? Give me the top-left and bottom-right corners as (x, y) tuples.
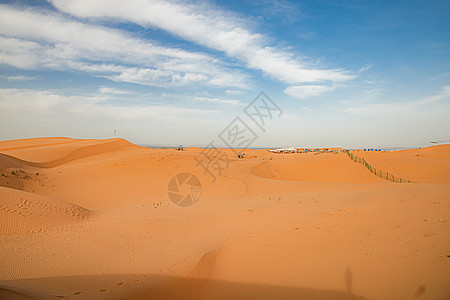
(0, 5), (248, 89)
(344, 86), (450, 117)
(50, 0), (355, 86)
(415, 85), (450, 105)
(5, 75), (37, 81)
(284, 85), (335, 99)
(193, 96), (244, 106)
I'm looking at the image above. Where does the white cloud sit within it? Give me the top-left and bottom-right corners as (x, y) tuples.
(0, 36), (45, 69)
(357, 64), (372, 73)
(98, 87), (132, 95)
(5, 75), (37, 81)
(284, 85), (335, 99)
(193, 96), (244, 106)
(415, 85), (450, 104)
(50, 0), (355, 85)
(225, 89), (244, 95)
(108, 67), (209, 87)
(0, 5), (248, 89)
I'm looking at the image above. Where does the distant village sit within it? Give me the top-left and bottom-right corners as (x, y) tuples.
(267, 147), (384, 153)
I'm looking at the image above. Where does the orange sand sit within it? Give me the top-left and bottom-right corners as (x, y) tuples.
(0, 138), (449, 300)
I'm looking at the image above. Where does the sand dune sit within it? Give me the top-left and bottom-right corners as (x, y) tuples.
(252, 152), (386, 183)
(0, 137), (79, 152)
(354, 145), (450, 183)
(0, 138), (449, 300)
(0, 138), (135, 167)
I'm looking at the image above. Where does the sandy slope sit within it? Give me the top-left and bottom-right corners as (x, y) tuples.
(0, 138), (449, 300)
(252, 152), (387, 183)
(0, 187), (92, 235)
(353, 145), (450, 184)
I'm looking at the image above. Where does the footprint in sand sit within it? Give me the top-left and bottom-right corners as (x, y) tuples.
(144, 275), (151, 279)
(414, 285), (426, 298)
(72, 291), (83, 295)
(134, 279), (141, 283)
(99, 289), (109, 293)
(55, 296), (66, 299)
(117, 282), (126, 286)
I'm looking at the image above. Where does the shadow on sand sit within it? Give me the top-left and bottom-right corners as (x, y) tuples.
(0, 273), (369, 300)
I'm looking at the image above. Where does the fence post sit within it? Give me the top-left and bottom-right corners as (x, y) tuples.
(344, 150), (412, 184)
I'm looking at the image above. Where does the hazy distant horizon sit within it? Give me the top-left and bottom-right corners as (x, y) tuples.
(140, 143), (437, 151)
(0, 134), (440, 151)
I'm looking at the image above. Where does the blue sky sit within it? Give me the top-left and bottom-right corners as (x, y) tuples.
(0, 0), (449, 148)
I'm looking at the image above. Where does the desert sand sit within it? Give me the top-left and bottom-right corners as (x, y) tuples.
(0, 137), (449, 300)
